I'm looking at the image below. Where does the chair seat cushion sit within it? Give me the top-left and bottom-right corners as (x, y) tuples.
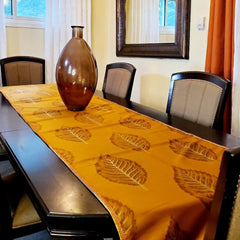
(0, 142), (8, 160)
(0, 160), (16, 183)
(12, 194), (41, 229)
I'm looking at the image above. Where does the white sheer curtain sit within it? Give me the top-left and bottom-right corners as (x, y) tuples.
(45, 0), (91, 83)
(126, 0), (160, 43)
(0, 0), (7, 86)
(231, 0), (240, 136)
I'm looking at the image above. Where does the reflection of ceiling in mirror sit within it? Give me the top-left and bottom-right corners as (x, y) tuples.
(125, 0), (175, 44)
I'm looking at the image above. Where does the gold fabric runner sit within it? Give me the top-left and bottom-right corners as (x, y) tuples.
(0, 84), (226, 240)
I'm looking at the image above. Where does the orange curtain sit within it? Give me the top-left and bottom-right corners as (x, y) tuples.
(205, 0), (235, 133)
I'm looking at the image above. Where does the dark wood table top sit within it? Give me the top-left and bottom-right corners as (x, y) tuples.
(1, 90), (240, 239)
(99, 92), (240, 149)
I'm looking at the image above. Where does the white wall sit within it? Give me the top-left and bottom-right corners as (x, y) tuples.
(92, 0), (211, 112)
(6, 27), (44, 58)
(5, 0), (211, 113)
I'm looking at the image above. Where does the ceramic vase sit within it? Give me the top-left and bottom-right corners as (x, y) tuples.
(56, 26), (98, 111)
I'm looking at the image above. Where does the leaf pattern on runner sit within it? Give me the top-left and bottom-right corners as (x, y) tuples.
(96, 154), (147, 187)
(103, 197), (136, 240)
(170, 139), (217, 161)
(165, 217), (188, 240)
(120, 117), (151, 129)
(55, 126), (91, 144)
(110, 132), (150, 151)
(55, 148), (74, 165)
(173, 166), (217, 208)
(74, 112), (104, 125)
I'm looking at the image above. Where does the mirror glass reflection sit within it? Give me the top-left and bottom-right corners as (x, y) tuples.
(125, 0), (176, 44)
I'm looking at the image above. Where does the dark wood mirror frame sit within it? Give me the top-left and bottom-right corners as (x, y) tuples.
(116, 0), (191, 59)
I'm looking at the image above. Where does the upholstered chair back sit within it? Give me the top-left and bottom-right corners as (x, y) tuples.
(102, 62), (136, 100)
(166, 71), (230, 130)
(0, 56), (45, 86)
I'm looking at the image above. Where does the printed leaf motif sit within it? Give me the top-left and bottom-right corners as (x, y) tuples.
(52, 100), (65, 107)
(167, 126), (188, 136)
(120, 117), (151, 129)
(173, 166), (217, 208)
(33, 108), (62, 119)
(20, 97), (42, 103)
(96, 154), (147, 186)
(55, 148), (74, 165)
(74, 112), (104, 125)
(165, 217), (188, 240)
(110, 132), (150, 151)
(103, 197), (136, 240)
(55, 126), (91, 143)
(169, 139), (217, 161)
(89, 104), (112, 112)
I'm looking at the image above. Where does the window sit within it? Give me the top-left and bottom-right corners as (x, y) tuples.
(159, 0), (176, 27)
(4, 0), (46, 28)
(159, 0), (175, 34)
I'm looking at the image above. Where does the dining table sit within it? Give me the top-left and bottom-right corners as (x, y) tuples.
(1, 84), (240, 240)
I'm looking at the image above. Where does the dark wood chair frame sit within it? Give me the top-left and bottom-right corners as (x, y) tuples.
(0, 56), (45, 86)
(102, 62), (136, 101)
(166, 71), (231, 131)
(204, 146), (240, 240)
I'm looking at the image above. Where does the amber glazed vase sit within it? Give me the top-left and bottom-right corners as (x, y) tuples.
(56, 26), (98, 111)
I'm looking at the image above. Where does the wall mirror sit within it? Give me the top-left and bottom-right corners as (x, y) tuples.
(116, 0), (191, 59)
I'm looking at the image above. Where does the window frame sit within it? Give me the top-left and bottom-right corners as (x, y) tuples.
(4, 0), (45, 29)
(159, 26), (175, 35)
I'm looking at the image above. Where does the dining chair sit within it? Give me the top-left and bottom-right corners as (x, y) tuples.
(0, 56), (45, 167)
(0, 56), (45, 239)
(102, 62), (136, 100)
(204, 146), (240, 240)
(0, 161), (43, 239)
(0, 56), (45, 86)
(0, 141), (8, 160)
(166, 71), (231, 131)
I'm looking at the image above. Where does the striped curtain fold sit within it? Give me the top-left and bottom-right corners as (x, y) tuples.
(126, 0), (160, 43)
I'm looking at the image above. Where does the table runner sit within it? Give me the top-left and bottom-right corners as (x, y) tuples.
(0, 84), (226, 240)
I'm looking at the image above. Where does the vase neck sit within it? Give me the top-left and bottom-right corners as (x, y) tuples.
(71, 26), (83, 39)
